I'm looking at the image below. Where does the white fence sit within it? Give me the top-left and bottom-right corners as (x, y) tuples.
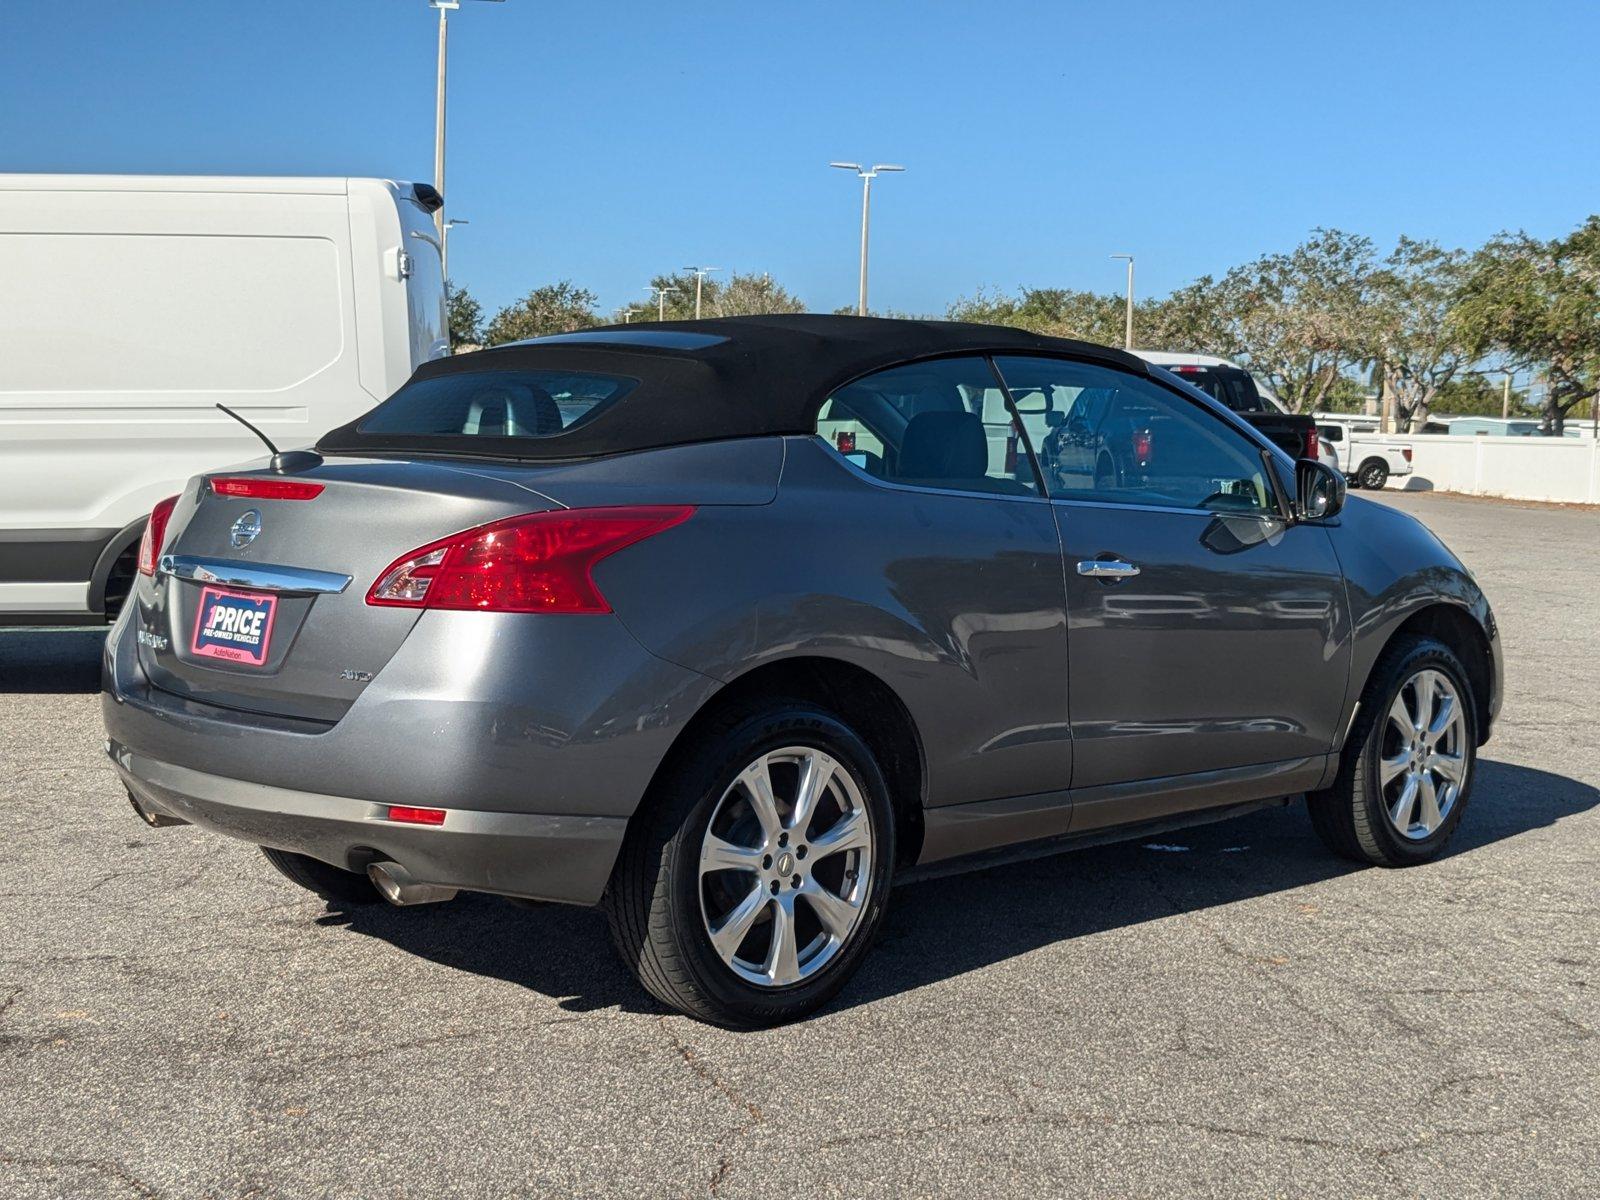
(1374, 434), (1600, 504)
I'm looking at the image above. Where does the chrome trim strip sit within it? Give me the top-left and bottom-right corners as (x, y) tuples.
(158, 554), (351, 595)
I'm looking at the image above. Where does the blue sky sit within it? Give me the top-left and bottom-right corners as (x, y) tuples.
(5, 1), (1597, 319)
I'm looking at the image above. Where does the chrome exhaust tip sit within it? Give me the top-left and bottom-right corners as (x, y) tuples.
(367, 861), (458, 906)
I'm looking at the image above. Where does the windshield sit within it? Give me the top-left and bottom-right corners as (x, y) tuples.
(357, 368), (638, 440)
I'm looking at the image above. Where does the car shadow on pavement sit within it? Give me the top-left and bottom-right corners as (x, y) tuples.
(0, 628), (106, 693)
(327, 758), (1595, 1022)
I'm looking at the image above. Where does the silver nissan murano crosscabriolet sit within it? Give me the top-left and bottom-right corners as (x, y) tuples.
(103, 316), (1501, 1026)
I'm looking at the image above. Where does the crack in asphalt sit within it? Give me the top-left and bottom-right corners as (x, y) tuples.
(0, 1151), (162, 1199)
(655, 1017), (765, 1197)
(1137, 857), (1363, 1040)
(814, 1103), (1556, 1167)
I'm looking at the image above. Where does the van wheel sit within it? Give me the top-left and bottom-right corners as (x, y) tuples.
(1308, 635), (1477, 866)
(1358, 459), (1389, 490)
(604, 702), (895, 1028)
(260, 846), (382, 905)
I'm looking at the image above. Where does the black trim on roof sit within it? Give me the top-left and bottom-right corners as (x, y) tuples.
(318, 314), (1149, 462)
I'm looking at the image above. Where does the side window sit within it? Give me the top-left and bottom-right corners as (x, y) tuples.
(992, 356), (1276, 514)
(817, 357), (1041, 496)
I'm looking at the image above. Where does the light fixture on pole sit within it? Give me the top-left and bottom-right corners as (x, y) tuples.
(442, 217), (468, 281)
(1110, 254), (1135, 349)
(683, 266), (721, 320)
(428, 0), (506, 243)
(619, 308), (641, 324)
(646, 285), (680, 321)
(830, 162), (905, 316)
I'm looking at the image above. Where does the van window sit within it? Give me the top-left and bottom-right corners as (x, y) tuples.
(0, 233), (343, 392)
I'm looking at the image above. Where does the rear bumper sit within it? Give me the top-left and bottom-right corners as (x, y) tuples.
(110, 739), (626, 905)
(100, 594), (725, 905)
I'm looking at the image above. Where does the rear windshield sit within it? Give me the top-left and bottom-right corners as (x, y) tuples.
(1167, 366), (1264, 413)
(357, 369), (638, 439)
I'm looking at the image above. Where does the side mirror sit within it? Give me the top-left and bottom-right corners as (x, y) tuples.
(1295, 458), (1346, 521)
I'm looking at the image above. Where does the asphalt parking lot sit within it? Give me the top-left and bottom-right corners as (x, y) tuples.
(1, 490), (1596, 1198)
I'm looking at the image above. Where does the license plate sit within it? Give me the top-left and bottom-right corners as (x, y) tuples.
(191, 586), (278, 667)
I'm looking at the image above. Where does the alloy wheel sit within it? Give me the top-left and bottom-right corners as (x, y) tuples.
(1380, 668), (1469, 840)
(698, 746), (875, 987)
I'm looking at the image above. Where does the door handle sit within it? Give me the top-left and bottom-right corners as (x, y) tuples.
(1077, 559), (1141, 579)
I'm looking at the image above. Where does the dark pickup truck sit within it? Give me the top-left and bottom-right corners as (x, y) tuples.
(1142, 358), (1327, 467)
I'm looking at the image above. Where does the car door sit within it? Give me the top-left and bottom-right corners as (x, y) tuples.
(809, 355), (1071, 810)
(992, 356), (1351, 807)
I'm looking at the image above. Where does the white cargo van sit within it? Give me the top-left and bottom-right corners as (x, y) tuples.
(0, 175), (446, 625)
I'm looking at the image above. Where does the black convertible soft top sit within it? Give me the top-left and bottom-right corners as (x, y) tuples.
(318, 313), (1149, 462)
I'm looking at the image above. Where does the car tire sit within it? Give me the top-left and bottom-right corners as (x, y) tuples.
(1358, 459), (1389, 490)
(604, 701), (896, 1028)
(1307, 634), (1477, 867)
(260, 846), (383, 906)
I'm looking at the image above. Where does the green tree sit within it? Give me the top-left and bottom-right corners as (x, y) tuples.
(1136, 277), (1238, 356)
(1315, 375), (1378, 414)
(1431, 374), (1532, 418)
(632, 271), (719, 322)
(1452, 217), (1600, 434)
(947, 286), (1125, 344)
(1212, 228), (1376, 412)
(1362, 238), (1472, 431)
(484, 281), (600, 344)
(446, 281), (483, 351)
(716, 272), (806, 316)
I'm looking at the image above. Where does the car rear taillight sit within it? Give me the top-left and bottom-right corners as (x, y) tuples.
(1132, 428), (1154, 464)
(136, 495), (180, 577)
(367, 506), (695, 614)
(1304, 427), (1320, 459)
(1402, 447), (1413, 463)
(210, 477), (325, 500)
(835, 431), (856, 453)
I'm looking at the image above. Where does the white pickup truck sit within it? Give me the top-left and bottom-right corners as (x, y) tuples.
(1314, 418), (1414, 489)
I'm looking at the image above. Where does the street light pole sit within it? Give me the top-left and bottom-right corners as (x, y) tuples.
(647, 285), (680, 321)
(683, 266), (720, 320)
(442, 217), (468, 282)
(830, 162), (905, 316)
(428, 1), (505, 244)
(432, 1), (449, 243)
(1110, 254), (1135, 349)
